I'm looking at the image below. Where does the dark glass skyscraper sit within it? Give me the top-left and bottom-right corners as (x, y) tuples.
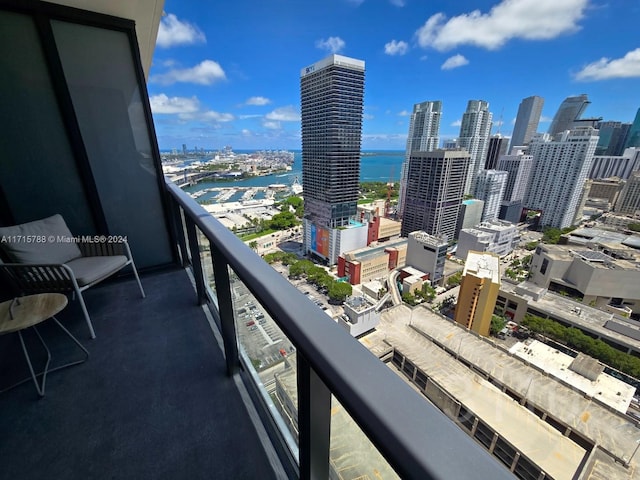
(624, 108), (640, 149)
(511, 95), (544, 147)
(300, 54), (365, 228)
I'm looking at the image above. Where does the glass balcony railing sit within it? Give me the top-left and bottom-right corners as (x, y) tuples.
(164, 178), (513, 479)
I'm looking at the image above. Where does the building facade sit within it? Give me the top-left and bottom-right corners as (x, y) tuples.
(589, 148), (640, 180)
(455, 199), (484, 238)
(624, 108), (640, 149)
(548, 94), (590, 136)
(511, 95), (544, 147)
(525, 127), (599, 228)
(456, 220), (519, 261)
(615, 170), (640, 216)
(458, 100), (492, 194)
(497, 149), (534, 202)
(454, 251), (501, 336)
(401, 149), (470, 240)
(398, 100), (442, 217)
(405, 231), (448, 284)
(300, 54), (365, 263)
(484, 134), (509, 170)
(596, 121), (631, 156)
(473, 169), (508, 222)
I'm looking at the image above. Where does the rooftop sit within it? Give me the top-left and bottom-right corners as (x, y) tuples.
(464, 251), (501, 284)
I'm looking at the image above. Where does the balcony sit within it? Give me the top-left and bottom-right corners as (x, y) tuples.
(0, 2), (512, 478)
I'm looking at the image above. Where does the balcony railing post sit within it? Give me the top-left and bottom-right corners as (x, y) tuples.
(297, 352), (331, 480)
(184, 217), (207, 305)
(210, 242), (239, 376)
(167, 195), (190, 268)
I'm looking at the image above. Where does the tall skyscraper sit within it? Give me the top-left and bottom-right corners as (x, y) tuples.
(398, 100), (442, 217)
(624, 108), (640, 149)
(401, 149), (470, 240)
(497, 149), (534, 202)
(473, 169), (508, 222)
(589, 147), (640, 180)
(615, 170), (640, 216)
(484, 134), (509, 170)
(595, 121), (630, 156)
(454, 251), (501, 337)
(548, 94), (590, 136)
(458, 100), (492, 194)
(511, 95), (544, 147)
(526, 127), (599, 228)
(300, 54), (366, 264)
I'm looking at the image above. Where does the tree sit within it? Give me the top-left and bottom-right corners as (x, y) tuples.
(269, 211), (298, 230)
(490, 315), (507, 336)
(248, 241), (258, 251)
(328, 281), (352, 303)
(447, 271), (462, 287)
(628, 223), (640, 232)
(524, 241), (539, 251)
(402, 292), (417, 306)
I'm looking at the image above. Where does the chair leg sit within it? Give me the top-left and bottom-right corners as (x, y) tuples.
(76, 290), (96, 339)
(130, 259), (146, 299)
(17, 327), (51, 397)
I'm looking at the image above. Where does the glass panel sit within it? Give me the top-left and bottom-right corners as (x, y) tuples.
(329, 397), (400, 479)
(197, 228), (216, 301)
(230, 271), (298, 454)
(51, 21), (172, 268)
(0, 11), (94, 232)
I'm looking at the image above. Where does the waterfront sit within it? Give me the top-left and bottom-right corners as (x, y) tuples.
(181, 150), (405, 196)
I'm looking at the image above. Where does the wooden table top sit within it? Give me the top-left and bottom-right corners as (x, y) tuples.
(0, 294), (68, 335)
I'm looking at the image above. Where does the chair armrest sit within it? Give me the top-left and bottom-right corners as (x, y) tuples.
(0, 263), (77, 294)
(78, 239), (131, 258)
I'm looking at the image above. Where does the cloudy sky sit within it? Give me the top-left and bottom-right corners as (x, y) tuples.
(148, 0), (640, 151)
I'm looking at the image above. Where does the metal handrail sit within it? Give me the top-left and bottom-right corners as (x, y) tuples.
(165, 179), (512, 480)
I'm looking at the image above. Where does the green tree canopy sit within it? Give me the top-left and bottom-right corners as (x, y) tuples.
(328, 281), (352, 302)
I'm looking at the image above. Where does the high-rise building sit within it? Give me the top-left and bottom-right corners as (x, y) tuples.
(473, 170), (508, 222)
(596, 121), (631, 156)
(625, 108), (640, 149)
(401, 149), (470, 240)
(300, 54), (366, 264)
(511, 95), (544, 147)
(458, 100), (492, 194)
(497, 149), (534, 202)
(454, 251), (501, 337)
(615, 170), (640, 216)
(548, 94), (590, 136)
(526, 127), (599, 228)
(484, 134), (509, 170)
(398, 101), (442, 217)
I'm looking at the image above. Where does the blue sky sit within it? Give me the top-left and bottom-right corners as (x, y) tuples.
(148, 0), (640, 151)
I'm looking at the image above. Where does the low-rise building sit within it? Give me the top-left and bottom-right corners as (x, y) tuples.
(456, 220), (519, 261)
(529, 244), (640, 315)
(337, 238), (407, 285)
(339, 295), (382, 337)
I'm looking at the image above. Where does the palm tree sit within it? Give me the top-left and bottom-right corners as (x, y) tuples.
(249, 241), (258, 251)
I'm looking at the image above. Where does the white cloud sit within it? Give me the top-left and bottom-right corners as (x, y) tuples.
(441, 54), (469, 70)
(539, 115), (553, 123)
(384, 40), (409, 56)
(151, 60), (226, 85)
(363, 113), (375, 120)
(575, 48), (640, 81)
(149, 94), (199, 114)
(245, 96), (272, 106)
(262, 120), (281, 130)
(451, 119), (462, 127)
(241, 129), (251, 136)
(398, 110), (410, 116)
(316, 37), (346, 54)
(150, 94), (234, 123)
(415, 0), (587, 51)
(265, 106), (300, 122)
(156, 13), (206, 48)
(389, 0), (405, 6)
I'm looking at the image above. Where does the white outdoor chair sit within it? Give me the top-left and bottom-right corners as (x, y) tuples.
(0, 214), (145, 339)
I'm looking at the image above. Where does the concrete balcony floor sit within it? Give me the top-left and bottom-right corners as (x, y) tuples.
(0, 268), (280, 480)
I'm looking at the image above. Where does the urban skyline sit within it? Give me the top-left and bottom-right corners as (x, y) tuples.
(149, 0), (640, 151)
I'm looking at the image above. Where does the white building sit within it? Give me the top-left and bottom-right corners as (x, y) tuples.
(398, 100), (442, 217)
(338, 296), (381, 337)
(405, 231), (448, 284)
(497, 149), (534, 202)
(525, 127), (599, 228)
(458, 100), (493, 194)
(456, 220), (519, 261)
(473, 169), (508, 222)
(590, 148), (640, 180)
